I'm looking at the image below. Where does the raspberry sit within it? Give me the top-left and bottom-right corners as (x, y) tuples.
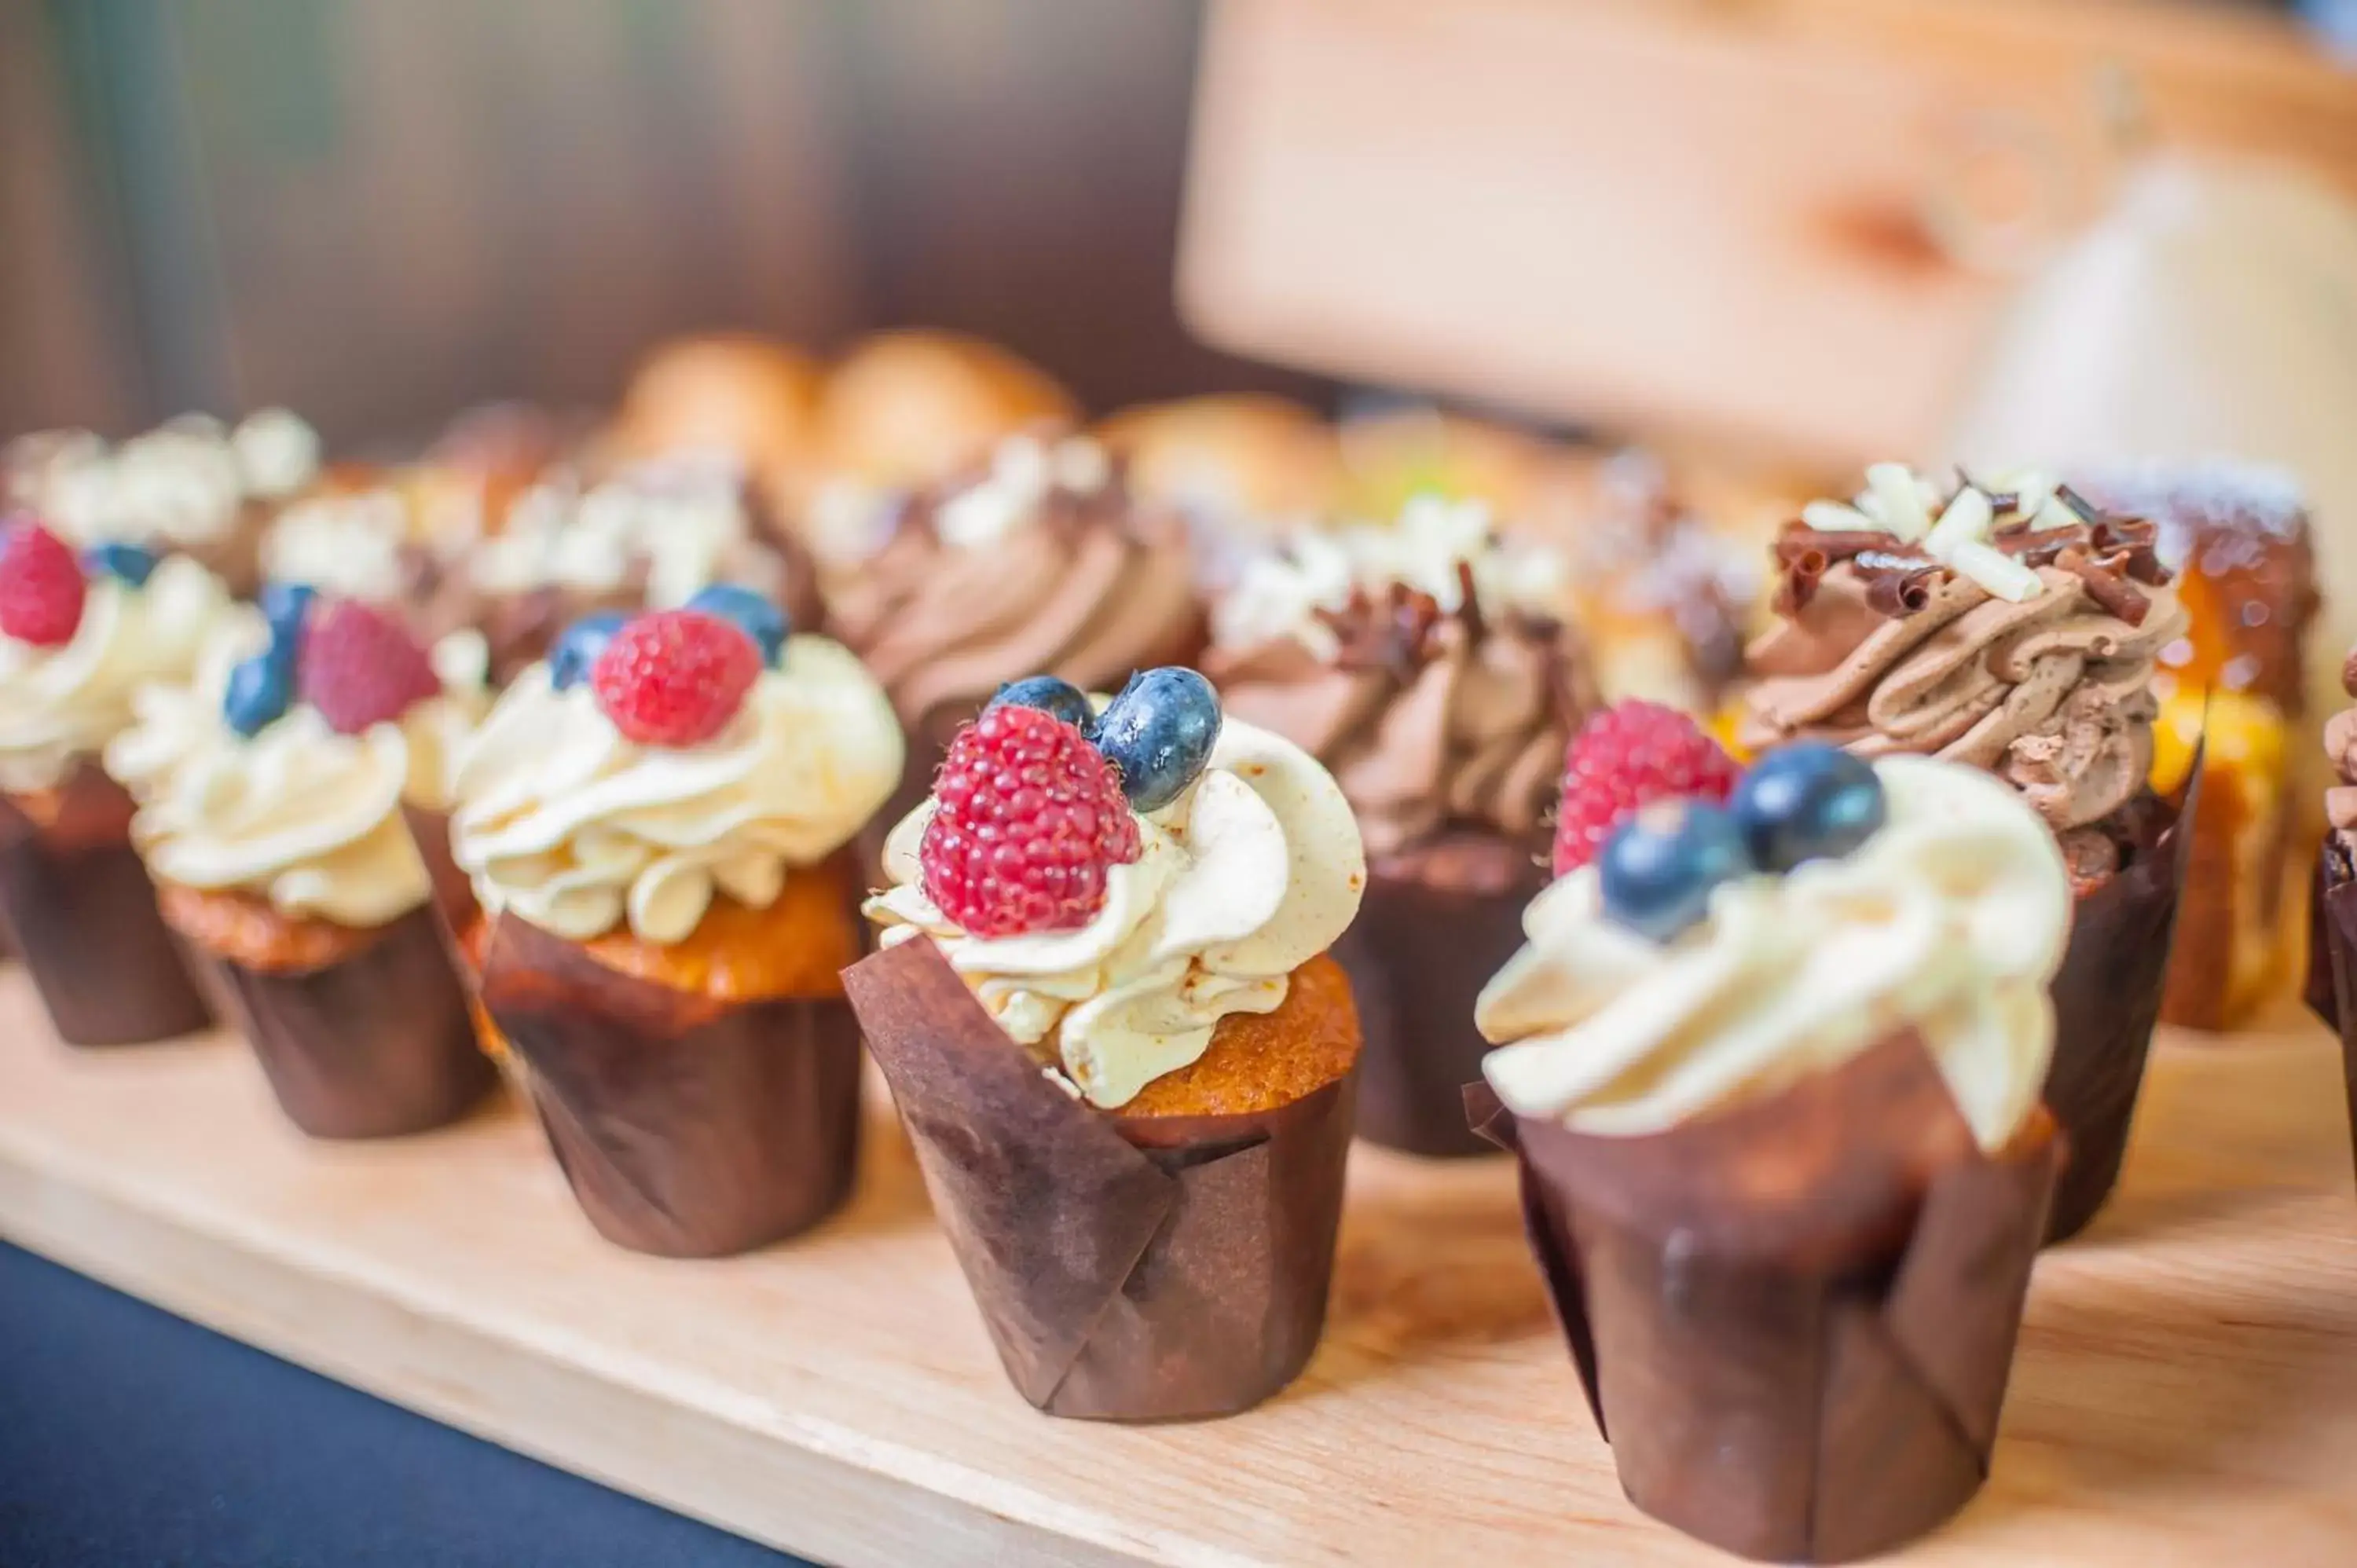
(590, 609), (759, 747)
(920, 704), (1142, 937)
(0, 521), (86, 648)
(1552, 700), (1740, 877)
(298, 599), (442, 735)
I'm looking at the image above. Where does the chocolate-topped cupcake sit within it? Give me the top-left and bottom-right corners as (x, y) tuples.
(1205, 496), (1595, 1156)
(1570, 452), (1759, 716)
(1740, 464), (2197, 1240)
(2308, 651), (2357, 1176)
(829, 430), (1206, 826)
(5, 410), (322, 595)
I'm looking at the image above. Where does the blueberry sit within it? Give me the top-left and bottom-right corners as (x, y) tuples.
(1596, 800), (1754, 941)
(684, 583), (789, 667)
(82, 541), (156, 587)
(1092, 667), (1222, 813)
(258, 581), (316, 643)
(549, 611), (629, 691)
(222, 648), (295, 738)
(986, 675), (1096, 735)
(1732, 742), (1886, 872)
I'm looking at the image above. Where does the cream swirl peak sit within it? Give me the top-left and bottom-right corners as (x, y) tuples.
(0, 552), (231, 793)
(8, 411), (321, 549)
(865, 710), (1366, 1110)
(1742, 467), (2189, 834)
(451, 634), (902, 945)
(1210, 495), (1567, 661)
(104, 610), (488, 929)
(1479, 756), (2069, 1150)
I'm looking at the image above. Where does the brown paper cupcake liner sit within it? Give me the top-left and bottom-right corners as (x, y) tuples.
(0, 785), (211, 1046)
(478, 910), (863, 1258)
(2041, 761), (2201, 1244)
(193, 905), (496, 1139)
(2304, 842), (2357, 1188)
(1333, 852), (1544, 1158)
(1468, 1034), (2062, 1563)
(842, 936), (1354, 1422)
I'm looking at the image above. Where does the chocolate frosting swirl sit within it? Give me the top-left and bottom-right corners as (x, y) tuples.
(1741, 496), (2188, 834)
(1207, 582), (1595, 866)
(827, 436), (1204, 741)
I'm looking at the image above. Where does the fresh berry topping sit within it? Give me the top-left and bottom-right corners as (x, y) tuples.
(590, 609), (760, 747)
(223, 649), (295, 738)
(919, 703), (1142, 937)
(1092, 667), (1222, 813)
(1732, 742), (1886, 873)
(684, 584), (789, 668)
(82, 540), (157, 588)
(0, 522), (87, 648)
(549, 610), (628, 691)
(298, 599), (442, 735)
(1552, 700), (1740, 877)
(258, 580), (317, 643)
(987, 674), (1096, 735)
(1596, 800), (1753, 941)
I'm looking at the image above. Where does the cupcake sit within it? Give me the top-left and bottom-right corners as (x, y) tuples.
(1204, 496), (1594, 1156)
(107, 594), (495, 1137)
(449, 599), (902, 1257)
(828, 429), (1206, 832)
(2307, 651), (2357, 1167)
(5, 410), (322, 595)
(845, 670), (1365, 1420)
(1738, 466), (2196, 1241)
(1471, 737), (2069, 1563)
(2078, 463), (2319, 1031)
(0, 522), (229, 1043)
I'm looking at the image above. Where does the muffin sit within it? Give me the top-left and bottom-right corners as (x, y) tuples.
(828, 429), (1206, 833)
(5, 409), (321, 595)
(106, 595), (494, 1136)
(602, 332), (824, 494)
(2079, 463), (2319, 1031)
(449, 600), (902, 1256)
(0, 522), (229, 1042)
(846, 671), (1365, 1420)
(1472, 739), (2069, 1563)
(1204, 496), (1593, 1156)
(1739, 465), (2195, 1241)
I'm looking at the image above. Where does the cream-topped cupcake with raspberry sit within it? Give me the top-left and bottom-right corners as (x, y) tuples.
(448, 595), (903, 1255)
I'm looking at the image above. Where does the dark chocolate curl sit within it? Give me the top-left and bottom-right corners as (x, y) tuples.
(1776, 550), (1828, 615)
(1464, 1034), (2060, 1563)
(1861, 566), (1939, 617)
(842, 936), (1354, 1420)
(2053, 547), (2150, 628)
(1775, 526), (1893, 565)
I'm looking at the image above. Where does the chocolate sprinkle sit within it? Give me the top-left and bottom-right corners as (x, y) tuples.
(2055, 547), (2151, 626)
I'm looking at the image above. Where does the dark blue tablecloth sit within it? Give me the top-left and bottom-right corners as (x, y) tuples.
(0, 1244), (809, 1566)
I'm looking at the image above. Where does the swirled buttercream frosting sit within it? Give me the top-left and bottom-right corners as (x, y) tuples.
(864, 714), (1367, 1110)
(1477, 756), (2069, 1150)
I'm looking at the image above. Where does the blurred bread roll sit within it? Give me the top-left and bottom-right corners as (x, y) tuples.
(605, 333), (823, 485)
(1336, 407), (1587, 529)
(816, 330), (1075, 489)
(1098, 394), (1337, 537)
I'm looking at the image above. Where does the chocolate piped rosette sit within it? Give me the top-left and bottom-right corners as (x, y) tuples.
(1204, 496), (1596, 1156)
(0, 520), (232, 1043)
(1469, 705), (2070, 1563)
(447, 594), (901, 1256)
(844, 668), (1366, 1420)
(105, 589), (495, 1137)
(1739, 464), (2200, 1241)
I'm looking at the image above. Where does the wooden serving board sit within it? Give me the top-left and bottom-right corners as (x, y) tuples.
(2, 966), (2355, 1566)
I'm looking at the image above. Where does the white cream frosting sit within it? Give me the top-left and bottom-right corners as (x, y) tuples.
(0, 555), (231, 792)
(104, 611), (489, 928)
(449, 635), (901, 945)
(864, 715), (1367, 1110)
(470, 456), (781, 610)
(20, 412), (320, 548)
(931, 433), (1113, 550)
(1211, 494), (1567, 659)
(262, 488), (417, 602)
(1476, 757), (2069, 1151)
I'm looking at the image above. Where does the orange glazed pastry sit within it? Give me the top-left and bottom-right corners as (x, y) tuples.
(108, 595), (493, 1138)
(450, 599), (902, 1257)
(0, 522), (232, 1044)
(848, 670), (1365, 1420)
